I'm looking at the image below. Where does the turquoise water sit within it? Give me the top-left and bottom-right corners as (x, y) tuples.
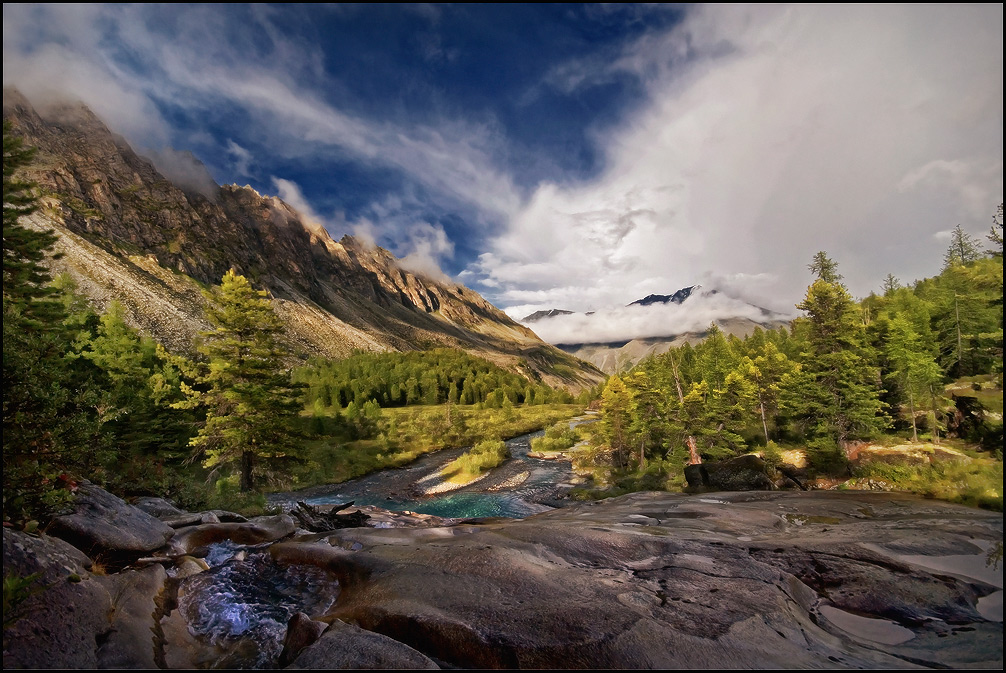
(287, 420), (592, 519)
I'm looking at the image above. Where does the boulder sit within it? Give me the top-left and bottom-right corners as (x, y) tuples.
(684, 454), (774, 492)
(278, 612), (328, 668)
(132, 496), (185, 519)
(48, 483), (174, 560)
(2, 529), (111, 669)
(94, 565), (168, 669)
(287, 619), (439, 669)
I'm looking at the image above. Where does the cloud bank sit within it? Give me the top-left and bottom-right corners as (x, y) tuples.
(471, 5), (1003, 319)
(519, 288), (785, 345)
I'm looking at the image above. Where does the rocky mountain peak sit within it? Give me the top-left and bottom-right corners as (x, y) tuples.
(3, 89), (602, 390)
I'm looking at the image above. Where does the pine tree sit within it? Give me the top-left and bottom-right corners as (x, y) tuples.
(884, 316), (944, 443)
(179, 270), (303, 492)
(600, 375), (632, 468)
(988, 203), (1003, 257)
(881, 274), (901, 295)
(808, 251), (843, 284)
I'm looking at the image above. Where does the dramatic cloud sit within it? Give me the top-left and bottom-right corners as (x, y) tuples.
(272, 178), (326, 232)
(520, 289), (784, 346)
(4, 4), (1001, 347)
(471, 5), (1004, 324)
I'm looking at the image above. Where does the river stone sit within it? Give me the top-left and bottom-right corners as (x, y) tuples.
(48, 483), (174, 559)
(168, 514), (296, 555)
(2, 529), (111, 669)
(274, 491), (1001, 669)
(287, 619), (440, 669)
(133, 496), (185, 519)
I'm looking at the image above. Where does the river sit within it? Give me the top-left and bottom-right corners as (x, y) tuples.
(272, 416), (595, 519)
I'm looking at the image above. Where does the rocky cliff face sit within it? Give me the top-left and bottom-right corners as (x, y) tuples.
(3, 89), (601, 390)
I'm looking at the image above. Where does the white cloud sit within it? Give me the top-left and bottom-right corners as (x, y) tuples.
(272, 177), (327, 232)
(471, 4), (1004, 317)
(227, 140), (254, 177)
(521, 289), (784, 345)
(144, 147), (219, 200)
(398, 221), (455, 282)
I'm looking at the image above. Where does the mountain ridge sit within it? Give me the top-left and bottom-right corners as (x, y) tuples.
(3, 89), (603, 390)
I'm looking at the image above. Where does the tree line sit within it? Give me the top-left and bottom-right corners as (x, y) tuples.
(596, 221), (1003, 477)
(294, 349), (573, 410)
(2, 124), (576, 522)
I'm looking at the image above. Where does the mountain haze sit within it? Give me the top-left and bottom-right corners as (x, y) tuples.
(3, 89), (602, 390)
(519, 286), (790, 374)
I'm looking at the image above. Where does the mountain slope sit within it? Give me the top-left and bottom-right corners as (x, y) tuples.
(3, 89), (602, 390)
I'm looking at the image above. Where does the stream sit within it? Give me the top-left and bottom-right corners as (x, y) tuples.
(271, 416), (596, 519)
(174, 417), (592, 667)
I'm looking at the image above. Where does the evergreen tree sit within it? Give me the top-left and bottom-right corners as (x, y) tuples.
(179, 270), (303, 492)
(881, 274), (901, 295)
(600, 375), (632, 468)
(942, 224), (983, 269)
(3, 124), (105, 521)
(988, 203), (1003, 257)
(3, 121), (62, 324)
(884, 316), (944, 443)
(782, 266), (887, 457)
(808, 251), (843, 284)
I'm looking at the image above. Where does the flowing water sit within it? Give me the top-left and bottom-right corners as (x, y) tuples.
(175, 418), (591, 667)
(276, 418), (595, 519)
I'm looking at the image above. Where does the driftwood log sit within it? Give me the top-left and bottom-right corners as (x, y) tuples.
(292, 501), (370, 532)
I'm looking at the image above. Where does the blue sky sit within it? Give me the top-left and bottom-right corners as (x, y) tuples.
(4, 4), (1003, 340)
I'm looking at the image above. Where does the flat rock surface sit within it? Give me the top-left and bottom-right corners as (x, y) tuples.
(274, 491), (1003, 669)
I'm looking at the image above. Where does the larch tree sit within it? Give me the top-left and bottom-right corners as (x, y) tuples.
(942, 224), (983, 270)
(782, 257), (887, 464)
(180, 270), (303, 492)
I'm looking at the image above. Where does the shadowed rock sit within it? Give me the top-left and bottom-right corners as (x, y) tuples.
(48, 484), (174, 561)
(288, 619), (440, 669)
(168, 514), (296, 555)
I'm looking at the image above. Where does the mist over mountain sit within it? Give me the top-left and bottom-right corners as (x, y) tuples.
(518, 285), (790, 373)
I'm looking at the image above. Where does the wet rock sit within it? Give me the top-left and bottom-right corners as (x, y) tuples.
(207, 509), (248, 523)
(2, 529), (111, 669)
(287, 619), (439, 669)
(174, 555), (210, 579)
(278, 491), (1002, 669)
(685, 454), (775, 492)
(278, 612), (328, 667)
(48, 483), (174, 560)
(168, 514), (296, 555)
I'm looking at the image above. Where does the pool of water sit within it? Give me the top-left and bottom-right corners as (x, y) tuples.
(176, 548), (340, 668)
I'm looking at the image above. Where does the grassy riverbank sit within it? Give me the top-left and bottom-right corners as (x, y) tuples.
(290, 403), (584, 489)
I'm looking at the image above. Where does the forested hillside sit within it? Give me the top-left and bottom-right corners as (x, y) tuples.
(586, 226), (1003, 507)
(1, 123), (587, 523)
